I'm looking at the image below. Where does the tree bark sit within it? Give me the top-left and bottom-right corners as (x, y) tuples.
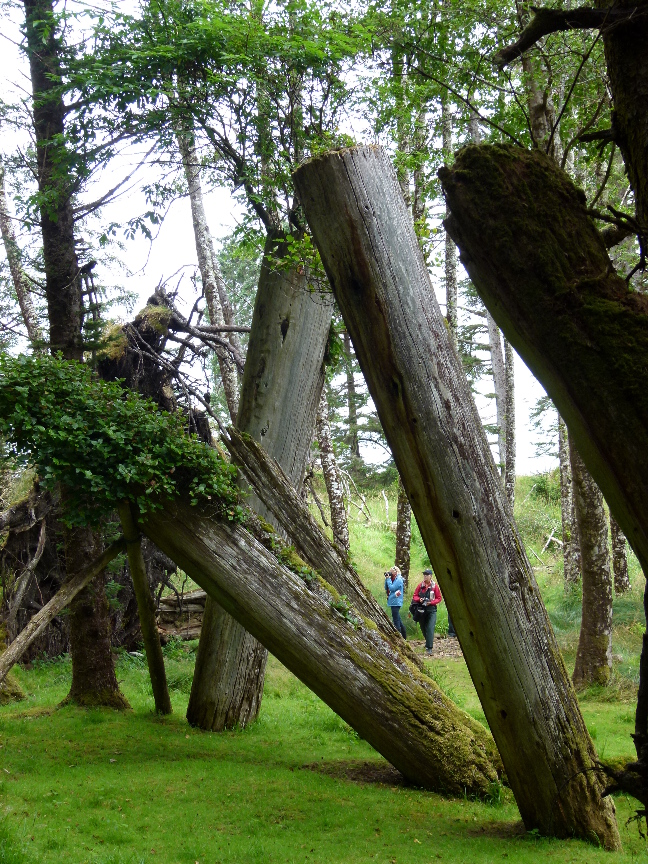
(0, 157), (44, 348)
(118, 502), (171, 715)
(23, 0), (82, 360)
(395, 478), (412, 591)
(176, 130), (240, 421)
(316, 389), (349, 553)
(569, 442), (613, 689)
(559, 418), (581, 589)
(294, 145), (619, 847)
(142, 496), (501, 796)
(63, 524), (129, 708)
(187, 231), (333, 731)
(486, 311), (507, 476)
(343, 330), (360, 458)
(503, 338), (516, 507)
(442, 103), (458, 346)
(0, 540), (125, 687)
(24, 0), (125, 708)
(610, 515), (631, 594)
(439, 144), (648, 579)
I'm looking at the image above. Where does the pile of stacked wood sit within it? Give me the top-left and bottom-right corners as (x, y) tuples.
(156, 589), (206, 642)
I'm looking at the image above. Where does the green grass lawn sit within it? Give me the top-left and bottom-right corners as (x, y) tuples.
(0, 646), (645, 863)
(0, 475), (646, 862)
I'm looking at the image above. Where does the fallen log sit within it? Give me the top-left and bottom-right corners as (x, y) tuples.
(293, 145), (619, 848)
(438, 144), (648, 576)
(0, 538), (126, 686)
(142, 497), (501, 796)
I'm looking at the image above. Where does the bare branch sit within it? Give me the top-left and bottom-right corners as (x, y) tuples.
(495, 5), (647, 69)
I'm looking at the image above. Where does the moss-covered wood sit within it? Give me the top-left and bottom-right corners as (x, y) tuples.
(294, 145), (619, 847)
(226, 428), (420, 665)
(142, 497), (501, 796)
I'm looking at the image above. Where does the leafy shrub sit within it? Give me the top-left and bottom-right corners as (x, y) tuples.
(0, 354), (242, 526)
(531, 469), (561, 505)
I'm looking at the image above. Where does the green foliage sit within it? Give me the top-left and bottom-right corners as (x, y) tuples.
(329, 594), (360, 628)
(531, 469), (561, 506)
(0, 354), (241, 527)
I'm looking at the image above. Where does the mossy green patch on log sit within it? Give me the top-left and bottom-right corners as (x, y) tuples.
(0, 672), (25, 705)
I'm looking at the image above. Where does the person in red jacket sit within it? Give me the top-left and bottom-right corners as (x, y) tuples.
(412, 569), (442, 654)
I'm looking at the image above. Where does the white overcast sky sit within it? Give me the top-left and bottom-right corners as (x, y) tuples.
(0, 2), (556, 475)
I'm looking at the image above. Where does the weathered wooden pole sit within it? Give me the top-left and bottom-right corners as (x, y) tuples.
(142, 496), (500, 796)
(293, 145), (619, 848)
(187, 230), (333, 731)
(118, 502), (172, 715)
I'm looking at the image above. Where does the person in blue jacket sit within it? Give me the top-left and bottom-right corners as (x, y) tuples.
(384, 566), (406, 639)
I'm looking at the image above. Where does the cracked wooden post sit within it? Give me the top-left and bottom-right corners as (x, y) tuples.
(293, 145), (619, 848)
(142, 497), (501, 795)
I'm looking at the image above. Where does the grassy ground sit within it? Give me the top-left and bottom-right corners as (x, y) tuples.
(0, 474), (645, 862)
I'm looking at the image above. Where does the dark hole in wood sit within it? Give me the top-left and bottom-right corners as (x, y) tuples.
(280, 317), (290, 343)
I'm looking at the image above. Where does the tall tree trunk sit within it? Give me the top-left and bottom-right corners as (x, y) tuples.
(187, 232), (333, 731)
(569, 442), (613, 689)
(63, 524), (128, 708)
(442, 102), (458, 346)
(143, 492), (501, 797)
(504, 338), (516, 507)
(486, 311), (507, 475)
(559, 418), (581, 589)
(610, 515), (631, 594)
(294, 146), (619, 847)
(342, 330), (360, 459)
(316, 389), (349, 553)
(23, 0), (125, 708)
(395, 478), (412, 591)
(118, 502), (171, 715)
(176, 130), (239, 421)
(0, 156), (44, 348)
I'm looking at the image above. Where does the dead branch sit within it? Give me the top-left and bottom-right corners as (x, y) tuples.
(0, 538), (126, 686)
